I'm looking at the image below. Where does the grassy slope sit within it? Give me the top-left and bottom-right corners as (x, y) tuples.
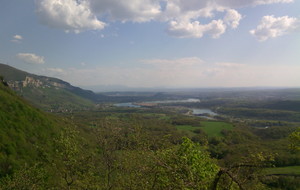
(0, 82), (63, 176)
(201, 121), (233, 137)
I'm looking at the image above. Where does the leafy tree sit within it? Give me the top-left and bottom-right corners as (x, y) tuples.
(289, 128), (300, 152)
(212, 153), (274, 190)
(0, 163), (48, 190)
(94, 118), (126, 190)
(52, 126), (94, 189)
(153, 137), (219, 190)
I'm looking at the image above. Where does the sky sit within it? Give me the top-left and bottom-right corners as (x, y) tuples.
(0, 0), (300, 90)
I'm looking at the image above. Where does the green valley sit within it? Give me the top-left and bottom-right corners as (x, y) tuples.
(0, 66), (300, 189)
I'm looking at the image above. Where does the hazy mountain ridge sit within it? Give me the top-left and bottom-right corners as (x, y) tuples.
(0, 63), (96, 97)
(0, 64), (178, 106)
(0, 63), (101, 111)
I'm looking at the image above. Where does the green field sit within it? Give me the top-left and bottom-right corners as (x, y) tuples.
(201, 121), (233, 137)
(264, 166), (300, 175)
(176, 121), (233, 137)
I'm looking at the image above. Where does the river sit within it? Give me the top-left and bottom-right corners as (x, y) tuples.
(114, 98), (200, 108)
(192, 108), (217, 116)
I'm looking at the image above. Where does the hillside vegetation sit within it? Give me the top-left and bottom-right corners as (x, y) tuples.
(0, 81), (62, 176)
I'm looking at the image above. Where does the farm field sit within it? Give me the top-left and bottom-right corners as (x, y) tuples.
(176, 121), (234, 137)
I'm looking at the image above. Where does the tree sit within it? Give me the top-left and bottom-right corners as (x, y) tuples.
(53, 126), (94, 189)
(212, 153), (274, 190)
(289, 127), (300, 152)
(0, 163), (48, 190)
(153, 137), (219, 190)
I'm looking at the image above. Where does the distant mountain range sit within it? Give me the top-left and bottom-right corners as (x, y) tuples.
(0, 63), (106, 111)
(0, 64), (175, 110)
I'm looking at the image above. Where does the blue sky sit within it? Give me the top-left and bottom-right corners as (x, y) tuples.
(0, 0), (299, 89)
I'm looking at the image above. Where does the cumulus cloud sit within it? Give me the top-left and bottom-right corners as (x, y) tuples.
(165, 0), (295, 39)
(11, 35), (23, 43)
(162, 1), (239, 38)
(35, 0), (295, 38)
(36, 0), (105, 33)
(17, 53), (45, 64)
(250, 15), (298, 41)
(167, 19), (227, 38)
(224, 9), (242, 29)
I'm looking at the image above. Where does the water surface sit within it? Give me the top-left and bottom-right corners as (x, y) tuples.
(192, 108), (217, 116)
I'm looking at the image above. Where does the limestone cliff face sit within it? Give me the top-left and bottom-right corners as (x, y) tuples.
(8, 76), (44, 90)
(49, 81), (67, 88)
(0, 64), (99, 112)
(22, 76), (43, 87)
(7, 81), (22, 91)
(7, 76), (70, 90)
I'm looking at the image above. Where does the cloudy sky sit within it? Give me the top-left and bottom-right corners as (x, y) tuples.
(1, 0), (299, 89)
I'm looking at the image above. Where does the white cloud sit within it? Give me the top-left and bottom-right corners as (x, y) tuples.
(17, 53), (45, 65)
(11, 35), (23, 43)
(167, 19), (227, 38)
(14, 35), (23, 40)
(224, 9), (242, 29)
(162, 0), (298, 39)
(161, 1), (241, 38)
(36, 0), (106, 33)
(34, 0), (295, 38)
(250, 15), (298, 41)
